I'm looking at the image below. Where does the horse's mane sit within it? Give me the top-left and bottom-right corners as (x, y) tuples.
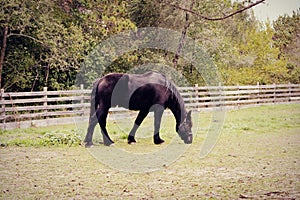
(160, 73), (186, 119)
(148, 71), (185, 109)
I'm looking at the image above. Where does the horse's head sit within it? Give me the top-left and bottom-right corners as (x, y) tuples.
(177, 110), (193, 144)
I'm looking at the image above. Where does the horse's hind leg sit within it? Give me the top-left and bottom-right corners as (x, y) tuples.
(83, 112), (98, 147)
(128, 109), (149, 144)
(96, 108), (114, 146)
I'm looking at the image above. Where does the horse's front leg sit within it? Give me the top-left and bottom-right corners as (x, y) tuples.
(153, 105), (165, 145)
(128, 109), (149, 144)
(96, 108), (114, 146)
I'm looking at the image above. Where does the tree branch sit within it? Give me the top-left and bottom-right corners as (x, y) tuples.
(164, 0), (266, 21)
(173, 0), (195, 69)
(8, 33), (45, 45)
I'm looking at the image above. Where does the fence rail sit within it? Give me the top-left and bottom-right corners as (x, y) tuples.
(1, 83), (300, 130)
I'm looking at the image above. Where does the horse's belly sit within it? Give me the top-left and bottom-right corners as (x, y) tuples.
(128, 94), (155, 111)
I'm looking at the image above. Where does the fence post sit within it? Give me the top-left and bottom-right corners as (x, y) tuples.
(43, 87), (48, 124)
(194, 84), (200, 111)
(218, 82), (222, 108)
(257, 82), (260, 104)
(273, 83), (276, 104)
(288, 82), (291, 102)
(236, 83), (240, 108)
(1, 89), (6, 129)
(80, 84), (84, 116)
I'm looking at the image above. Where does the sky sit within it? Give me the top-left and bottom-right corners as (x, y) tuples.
(234, 0), (300, 22)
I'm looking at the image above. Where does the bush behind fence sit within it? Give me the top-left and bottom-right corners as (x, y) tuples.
(1, 83), (300, 130)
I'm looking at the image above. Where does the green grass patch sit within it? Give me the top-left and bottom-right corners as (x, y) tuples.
(0, 104), (299, 147)
(223, 104), (300, 135)
(0, 128), (82, 147)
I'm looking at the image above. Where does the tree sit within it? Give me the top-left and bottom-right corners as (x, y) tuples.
(0, 0), (38, 90)
(273, 10), (300, 83)
(0, 0), (136, 91)
(126, 0), (271, 84)
(222, 22), (288, 85)
(1, 0), (295, 91)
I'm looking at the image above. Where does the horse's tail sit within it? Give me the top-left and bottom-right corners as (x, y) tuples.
(84, 78), (102, 145)
(89, 78), (101, 119)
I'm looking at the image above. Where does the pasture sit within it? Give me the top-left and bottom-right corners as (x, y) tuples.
(0, 104), (299, 199)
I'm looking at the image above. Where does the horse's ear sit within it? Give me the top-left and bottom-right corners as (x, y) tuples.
(187, 110), (192, 121)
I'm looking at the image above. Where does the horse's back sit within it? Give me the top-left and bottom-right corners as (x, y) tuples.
(127, 71), (167, 86)
(99, 71), (167, 92)
(96, 71), (172, 109)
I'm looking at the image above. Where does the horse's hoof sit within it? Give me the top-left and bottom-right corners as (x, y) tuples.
(82, 141), (93, 148)
(154, 139), (165, 145)
(128, 136), (137, 144)
(104, 141), (114, 146)
(128, 142), (136, 144)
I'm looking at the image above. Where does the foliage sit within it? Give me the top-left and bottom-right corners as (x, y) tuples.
(187, 0), (291, 85)
(126, 0), (297, 85)
(128, 0), (161, 27)
(0, 0), (299, 92)
(220, 22), (288, 85)
(0, 0), (136, 91)
(41, 129), (82, 146)
(273, 10), (300, 83)
(1, 128), (82, 147)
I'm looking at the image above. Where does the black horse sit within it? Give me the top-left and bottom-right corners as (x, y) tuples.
(83, 71), (193, 146)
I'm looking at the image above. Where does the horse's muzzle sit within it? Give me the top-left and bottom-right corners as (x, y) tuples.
(184, 133), (193, 144)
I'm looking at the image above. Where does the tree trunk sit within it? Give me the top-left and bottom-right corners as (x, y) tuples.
(0, 26), (8, 89)
(173, 0), (195, 70)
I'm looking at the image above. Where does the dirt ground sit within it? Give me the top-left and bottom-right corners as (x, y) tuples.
(0, 105), (299, 199)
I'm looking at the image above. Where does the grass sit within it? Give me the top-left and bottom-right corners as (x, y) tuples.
(0, 104), (299, 199)
(0, 128), (82, 147)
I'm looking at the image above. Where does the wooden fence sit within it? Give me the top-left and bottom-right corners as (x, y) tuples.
(1, 83), (300, 130)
